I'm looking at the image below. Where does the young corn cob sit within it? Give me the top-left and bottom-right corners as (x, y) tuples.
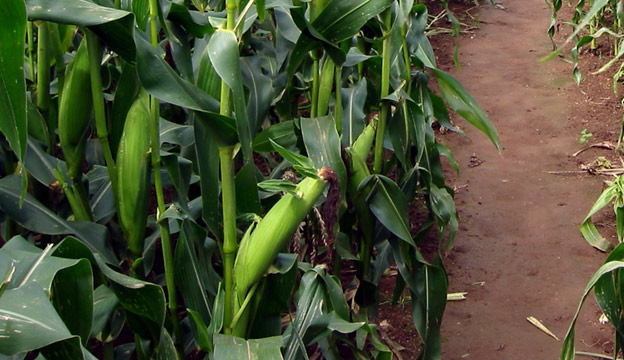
(234, 168), (335, 300)
(117, 91), (151, 257)
(347, 123), (376, 276)
(58, 40), (92, 181)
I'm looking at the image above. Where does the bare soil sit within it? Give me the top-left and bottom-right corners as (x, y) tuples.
(377, 0), (624, 359)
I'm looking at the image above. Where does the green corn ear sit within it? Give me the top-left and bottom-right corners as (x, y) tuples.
(117, 90), (151, 257)
(234, 168), (332, 299)
(348, 122), (375, 194)
(58, 40), (92, 181)
(316, 57), (335, 117)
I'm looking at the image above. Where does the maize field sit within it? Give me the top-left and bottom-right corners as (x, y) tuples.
(0, 0), (501, 358)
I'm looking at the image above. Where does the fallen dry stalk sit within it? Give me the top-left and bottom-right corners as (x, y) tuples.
(526, 316), (560, 341)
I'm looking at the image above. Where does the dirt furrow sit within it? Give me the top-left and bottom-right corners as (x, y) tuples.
(439, 0), (615, 358)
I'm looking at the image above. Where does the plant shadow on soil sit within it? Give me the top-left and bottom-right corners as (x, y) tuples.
(374, 0), (624, 359)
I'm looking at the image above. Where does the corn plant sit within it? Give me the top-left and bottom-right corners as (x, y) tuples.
(546, 0), (624, 84)
(544, 4), (624, 359)
(560, 243), (624, 360)
(580, 175), (624, 251)
(0, 0), (499, 358)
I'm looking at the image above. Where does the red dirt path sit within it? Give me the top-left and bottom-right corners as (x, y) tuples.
(380, 0), (624, 358)
(442, 1), (615, 358)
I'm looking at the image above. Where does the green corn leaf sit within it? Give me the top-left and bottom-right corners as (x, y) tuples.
(50, 258), (93, 345)
(411, 261), (447, 360)
(169, 22), (195, 82)
(580, 185), (618, 251)
(326, 311), (364, 333)
(429, 184), (458, 252)
(168, 3), (214, 38)
(253, 121), (297, 152)
(542, 0), (609, 62)
(159, 118), (195, 147)
(594, 244), (624, 334)
(132, 0), (149, 31)
(194, 117), (222, 238)
(90, 285), (118, 340)
(341, 79), (368, 148)
(311, 0), (393, 44)
(409, 5), (437, 69)
(86, 166), (115, 224)
(0, 237), (94, 355)
(436, 142), (459, 174)
(389, 99), (411, 169)
(245, 254), (298, 337)
(257, 179), (298, 195)
(301, 116), (348, 197)
(26, 98), (49, 145)
(0, 0), (27, 166)
(134, 33), (219, 113)
(41, 335), (98, 360)
(364, 175), (415, 247)
(94, 255), (166, 330)
(161, 153), (193, 212)
(0, 283), (79, 357)
(241, 56), (274, 133)
(270, 139), (316, 175)
(256, 0), (266, 22)
(196, 39), (222, 100)
(431, 68), (501, 151)
(208, 29), (254, 162)
(0, 175), (116, 263)
(580, 221), (613, 252)
(135, 32), (238, 145)
(287, 0), (392, 77)
(284, 268), (327, 360)
(154, 328), (179, 360)
(560, 260), (624, 360)
(188, 308), (213, 352)
(174, 220), (212, 325)
(389, 241), (446, 360)
(318, 272), (350, 321)
(213, 334), (283, 360)
(0, 0), (28, 202)
(24, 138), (68, 187)
(344, 47), (374, 67)
(430, 92), (464, 136)
(26, 0), (136, 61)
(236, 162), (262, 215)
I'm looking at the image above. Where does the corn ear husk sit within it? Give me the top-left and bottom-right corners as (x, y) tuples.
(347, 123), (375, 201)
(117, 91), (151, 256)
(234, 169), (331, 299)
(58, 40), (92, 181)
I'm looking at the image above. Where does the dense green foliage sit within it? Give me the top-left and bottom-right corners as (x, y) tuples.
(0, 0), (498, 358)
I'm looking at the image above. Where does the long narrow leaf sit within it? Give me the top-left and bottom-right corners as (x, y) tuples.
(207, 29), (253, 162)
(0, 176), (116, 263)
(26, 0), (136, 60)
(431, 68), (501, 150)
(560, 260), (624, 360)
(0, 0), (27, 165)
